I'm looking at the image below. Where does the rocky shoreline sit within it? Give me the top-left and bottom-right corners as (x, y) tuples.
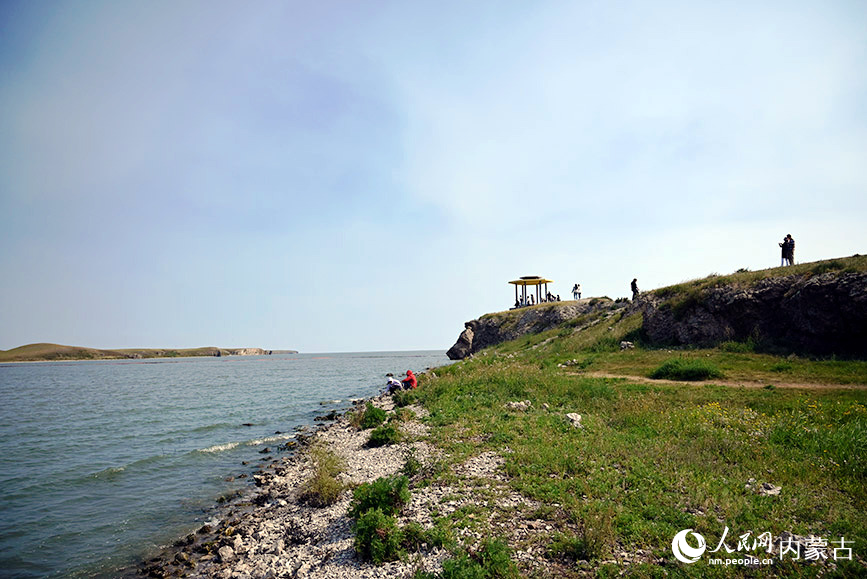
(135, 388), (584, 578)
(135, 395), (450, 578)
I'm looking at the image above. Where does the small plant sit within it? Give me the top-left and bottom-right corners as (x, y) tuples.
(392, 389), (417, 407)
(359, 402), (388, 429)
(401, 447), (423, 478)
(649, 358), (723, 381)
(299, 443), (346, 507)
(547, 532), (590, 562)
(353, 508), (404, 564)
(436, 538), (518, 579)
(368, 422), (402, 447)
(349, 475), (410, 519)
(391, 407), (415, 423)
(719, 338), (757, 353)
(770, 361), (793, 372)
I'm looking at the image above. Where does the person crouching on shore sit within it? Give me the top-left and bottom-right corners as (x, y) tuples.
(386, 373), (402, 394)
(401, 370), (417, 390)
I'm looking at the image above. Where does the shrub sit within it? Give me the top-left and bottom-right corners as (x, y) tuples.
(299, 444), (346, 507)
(359, 402), (387, 429)
(438, 538), (518, 579)
(391, 407), (415, 423)
(720, 339), (756, 353)
(368, 422), (402, 447)
(349, 475), (410, 519)
(353, 508), (404, 564)
(649, 359), (723, 381)
(547, 533), (590, 562)
(392, 389), (417, 408)
(770, 362), (793, 373)
(401, 447), (423, 478)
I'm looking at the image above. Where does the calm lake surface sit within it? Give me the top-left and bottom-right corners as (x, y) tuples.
(0, 351), (450, 578)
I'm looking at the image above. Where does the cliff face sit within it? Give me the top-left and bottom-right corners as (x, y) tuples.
(641, 271), (867, 355)
(446, 260), (867, 359)
(446, 299), (622, 359)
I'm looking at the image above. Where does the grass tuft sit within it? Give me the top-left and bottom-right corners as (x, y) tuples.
(649, 358), (724, 381)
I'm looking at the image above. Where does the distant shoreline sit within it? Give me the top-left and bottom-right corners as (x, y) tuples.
(0, 343), (297, 364)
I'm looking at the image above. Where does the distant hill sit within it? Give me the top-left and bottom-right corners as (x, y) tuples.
(447, 255), (867, 359)
(0, 344), (296, 363)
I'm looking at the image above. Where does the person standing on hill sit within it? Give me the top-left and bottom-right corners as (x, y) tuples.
(573, 283), (581, 300)
(631, 278), (639, 301)
(779, 235), (791, 266)
(785, 234), (795, 266)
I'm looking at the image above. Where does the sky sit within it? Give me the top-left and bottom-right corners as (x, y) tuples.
(1, 0), (865, 353)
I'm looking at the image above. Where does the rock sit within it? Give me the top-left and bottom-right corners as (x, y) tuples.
(446, 325), (474, 360)
(217, 545), (234, 562)
(642, 271), (867, 356)
(759, 482), (782, 496)
(620, 341), (634, 350)
(566, 413), (583, 428)
(447, 299), (621, 359)
(504, 400), (532, 411)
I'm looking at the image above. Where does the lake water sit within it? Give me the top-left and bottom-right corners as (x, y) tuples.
(0, 351), (450, 578)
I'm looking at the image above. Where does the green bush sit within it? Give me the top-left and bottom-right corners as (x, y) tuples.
(299, 444), (346, 507)
(349, 475), (410, 519)
(437, 538), (518, 579)
(359, 402), (388, 429)
(401, 447), (422, 478)
(720, 339), (756, 353)
(392, 389), (417, 408)
(353, 508), (404, 564)
(547, 532), (591, 562)
(368, 422), (402, 447)
(649, 358), (723, 381)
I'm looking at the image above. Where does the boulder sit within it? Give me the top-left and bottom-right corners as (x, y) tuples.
(446, 326), (474, 360)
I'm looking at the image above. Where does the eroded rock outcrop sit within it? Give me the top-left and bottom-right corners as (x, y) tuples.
(447, 299), (623, 359)
(641, 271), (867, 355)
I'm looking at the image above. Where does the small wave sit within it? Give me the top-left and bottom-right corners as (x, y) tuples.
(319, 399), (341, 405)
(90, 466), (126, 480)
(246, 433), (295, 446)
(190, 422), (234, 434)
(198, 442), (240, 453)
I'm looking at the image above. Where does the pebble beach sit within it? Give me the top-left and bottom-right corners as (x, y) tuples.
(137, 392), (564, 578)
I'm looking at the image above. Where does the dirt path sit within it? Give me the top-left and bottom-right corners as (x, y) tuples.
(576, 371), (867, 390)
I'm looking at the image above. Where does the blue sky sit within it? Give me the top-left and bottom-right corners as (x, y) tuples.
(1, 0), (865, 352)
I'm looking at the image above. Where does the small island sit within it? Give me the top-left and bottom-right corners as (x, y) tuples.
(0, 344), (298, 363)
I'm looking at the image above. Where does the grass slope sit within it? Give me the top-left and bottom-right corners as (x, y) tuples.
(405, 257), (867, 576)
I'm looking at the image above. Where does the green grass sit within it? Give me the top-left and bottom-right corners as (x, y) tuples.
(414, 352), (867, 576)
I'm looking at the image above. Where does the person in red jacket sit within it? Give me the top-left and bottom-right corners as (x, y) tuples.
(401, 370), (417, 390)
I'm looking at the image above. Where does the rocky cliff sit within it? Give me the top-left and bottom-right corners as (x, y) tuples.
(447, 257), (867, 359)
(641, 270), (867, 355)
(446, 299), (625, 359)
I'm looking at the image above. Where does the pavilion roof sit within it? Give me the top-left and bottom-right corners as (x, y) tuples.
(508, 276), (553, 286)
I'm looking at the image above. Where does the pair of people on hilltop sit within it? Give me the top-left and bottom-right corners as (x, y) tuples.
(572, 283), (582, 300)
(386, 370), (417, 394)
(779, 234), (796, 266)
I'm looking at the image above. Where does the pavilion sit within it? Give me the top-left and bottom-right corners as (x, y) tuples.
(509, 276), (554, 307)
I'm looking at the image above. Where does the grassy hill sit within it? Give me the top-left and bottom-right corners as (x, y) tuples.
(396, 258), (867, 576)
(0, 343), (225, 362)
